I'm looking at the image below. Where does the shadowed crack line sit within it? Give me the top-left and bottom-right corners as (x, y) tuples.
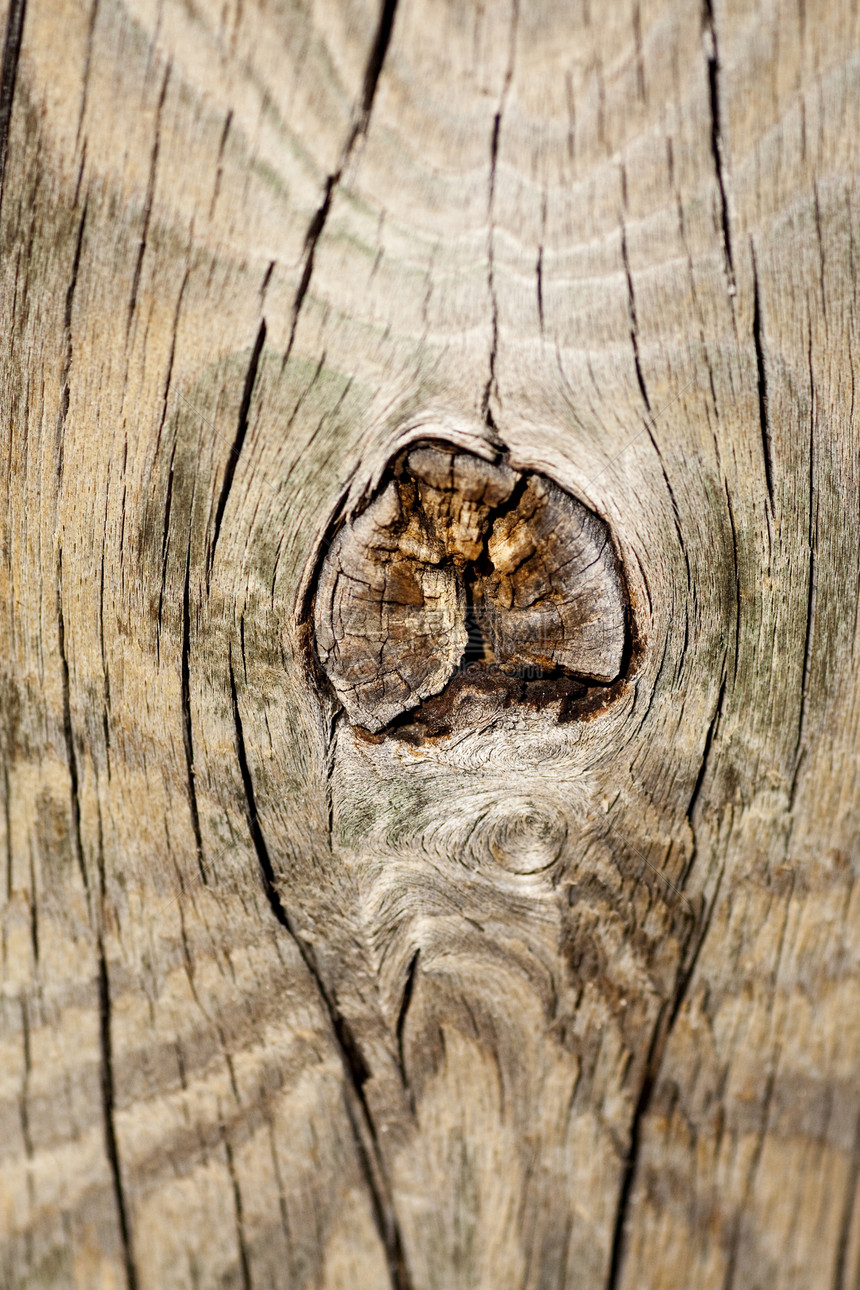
(55, 197), (88, 488)
(620, 217), (650, 415)
(832, 1106), (860, 1290)
(229, 658), (413, 1290)
(687, 671), (727, 824)
(283, 0), (400, 366)
(793, 324), (817, 777)
(208, 317), (266, 585)
(606, 844), (724, 1290)
(223, 1132), (253, 1290)
(181, 540), (207, 885)
(703, 0), (735, 292)
(751, 241), (774, 508)
(0, 0), (27, 216)
(127, 62), (170, 336)
(396, 948), (419, 1097)
(482, 0), (518, 428)
(58, 553), (138, 1290)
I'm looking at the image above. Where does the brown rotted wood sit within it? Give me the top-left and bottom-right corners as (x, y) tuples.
(0, 0), (859, 1288)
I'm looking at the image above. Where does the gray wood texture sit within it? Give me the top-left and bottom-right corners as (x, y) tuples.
(1, 0), (859, 1286)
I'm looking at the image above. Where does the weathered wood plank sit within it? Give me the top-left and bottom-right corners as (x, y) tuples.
(1, 0), (858, 1287)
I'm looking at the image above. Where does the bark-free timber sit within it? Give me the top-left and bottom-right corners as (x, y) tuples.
(1, 1), (859, 1287)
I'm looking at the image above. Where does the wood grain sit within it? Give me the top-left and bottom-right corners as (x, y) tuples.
(1, 0), (859, 1287)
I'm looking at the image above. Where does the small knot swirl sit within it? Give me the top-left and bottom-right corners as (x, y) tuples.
(470, 797), (568, 874)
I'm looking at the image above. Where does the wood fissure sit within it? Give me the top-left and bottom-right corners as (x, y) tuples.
(223, 1132), (253, 1290)
(482, 0), (518, 426)
(604, 1000), (670, 1290)
(620, 217), (651, 416)
(3, 759), (11, 902)
(57, 554), (87, 897)
(606, 840), (726, 1290)
(97, 541), (112, 779)
(702, 0), (735, 293)
(284, 0), (400, 365)
(181, 542), (206, 885)
(97, 940), (139, 1290)
(0, 0), (26, 211)
(793, 328), (817, 773)
(750, 242), (774, 509)
(209, 317), (267, 583)
(58, 555), (138, 1290)
(228, 660), (413, 1290)
(832, 1107), (860, 1290)
(395, 948), (419, 1096)
(686, 669), (727, 823)
(73, 0), (99, 153)
(126, 61), (170, 337)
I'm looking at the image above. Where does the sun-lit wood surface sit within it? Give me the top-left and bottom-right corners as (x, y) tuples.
(1, 0), (859, 1286)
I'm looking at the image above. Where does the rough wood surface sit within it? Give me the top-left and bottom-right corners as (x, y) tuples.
(313, 441), (625, 731)
(1, 0), (859, 1287)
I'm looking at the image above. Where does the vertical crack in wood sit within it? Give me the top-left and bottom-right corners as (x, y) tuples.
(286, 175), (335, 364)
(18, 995), (34, 1162)
(724, 480), (741, 681)
(155, 266), (190, 456)
(793, 323), (817, 777)
(181, 542), (207, 885)
(702, 0), (735, 293)
(641, 422), (692, 599)
(536, 190), (547, 337)
(126, 61), (170, 337)
(606, 664), (731, 1289)
(0, 0), (26, 216)
(619, 200), (695, 615)
(686, 669), (727, 825)
(55, 197), (88, 488)
(605, 849), (721, 1290)
(535, 244), (544, 335)
(223, 1131), (253, 1290)
(3, 758), (11, 901)
(358, 0), (399, 126)
(96, 939), (138, 1290)
(723, 871), (794, 1290)
(209, 108), (232, 220)
(156, 434), (178, 663)
(482, 0), (518, 428)
(750, 241), (774, 509)
(483, 108), (502, 426)
(98, 535), (112, 778)
(632, 0), (645, 102)
(27, 841), (38, 966)
(57, 554), (87, 898)
(283, 0), (400, 366)
(605, 999), (670, 1290)
(812, 182), (828, 330)
(620, 211), (651, 416)
(208, 317), (266, 585)
(395, 948), (419, 1100)
(832, 1107), (860, 1290)
(58, 552), (138, 1290)
(73, 0), (99, 154)
(228, 659), (414, 1290)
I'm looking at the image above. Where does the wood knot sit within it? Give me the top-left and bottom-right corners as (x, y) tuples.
(311, 440), (629, 733)
(483, 799), (568, 874)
